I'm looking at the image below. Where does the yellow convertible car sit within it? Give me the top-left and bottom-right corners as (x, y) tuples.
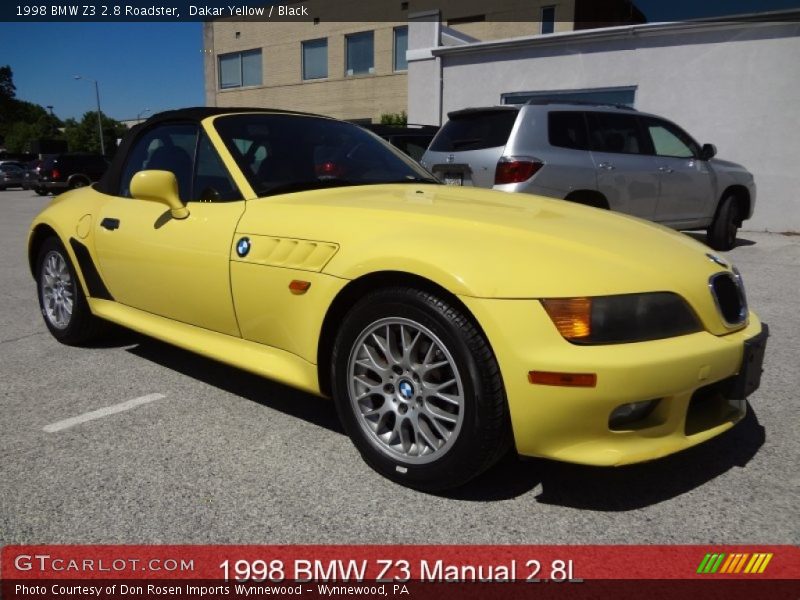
(29, 108), (768, 491)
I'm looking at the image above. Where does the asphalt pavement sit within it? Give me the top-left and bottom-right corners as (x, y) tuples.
(1, 188), (797, 545)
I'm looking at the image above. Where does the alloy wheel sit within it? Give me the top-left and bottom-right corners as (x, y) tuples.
(347, 317), (465, 464)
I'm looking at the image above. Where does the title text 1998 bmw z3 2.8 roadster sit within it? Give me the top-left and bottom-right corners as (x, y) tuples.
(29, 108), (768, 490)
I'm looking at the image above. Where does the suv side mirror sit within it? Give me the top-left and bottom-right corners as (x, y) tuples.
(130, 170), (189, 219)
(699, 143), (717, 161)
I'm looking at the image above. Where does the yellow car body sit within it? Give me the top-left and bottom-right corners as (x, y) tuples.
(28, 109), (767, 489)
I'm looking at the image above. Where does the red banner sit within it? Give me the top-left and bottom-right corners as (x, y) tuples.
(2, 545), (798, 599)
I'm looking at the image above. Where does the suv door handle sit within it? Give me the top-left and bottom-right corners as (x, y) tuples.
(658, 166), (675, 174)
(100, 218), (120, 231)
(597, 162), (615, 171)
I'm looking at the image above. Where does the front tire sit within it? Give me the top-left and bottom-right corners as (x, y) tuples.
(36, 237), (106, 345)
(35, 188), (49, 196)
(707, 195), (740, 251)
(331, 287), (511, 491)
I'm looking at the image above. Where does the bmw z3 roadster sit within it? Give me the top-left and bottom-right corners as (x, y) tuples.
(29, 108), (768, 491)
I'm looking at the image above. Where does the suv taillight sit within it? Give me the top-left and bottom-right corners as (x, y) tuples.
(51, 168), (60, 180)
(494, 157), (542, 185)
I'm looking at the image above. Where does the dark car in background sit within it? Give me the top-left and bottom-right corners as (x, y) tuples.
(0, 163), (26, 190)
(22, 159), (43, 190)
(362, 124), (438, 162)
(35, 153), (109, 195)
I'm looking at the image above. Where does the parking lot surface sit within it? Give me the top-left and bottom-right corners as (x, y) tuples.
(1, 189), (797, 545)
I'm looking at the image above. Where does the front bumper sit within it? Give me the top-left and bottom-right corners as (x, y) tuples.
(461, 296), (767, 466)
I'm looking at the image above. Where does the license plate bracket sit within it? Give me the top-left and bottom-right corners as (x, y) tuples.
(443, 172), (463, 186)
(730, 323), (769, 400)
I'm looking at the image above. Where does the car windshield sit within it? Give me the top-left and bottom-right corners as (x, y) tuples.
(213, 114), (438, 197)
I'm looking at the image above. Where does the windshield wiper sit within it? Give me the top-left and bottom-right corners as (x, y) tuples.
(450, 138), (482, 150)
(372, 176), (440, 185)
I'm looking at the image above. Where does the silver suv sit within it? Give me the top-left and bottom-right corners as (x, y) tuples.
(420, 102), (756, 250)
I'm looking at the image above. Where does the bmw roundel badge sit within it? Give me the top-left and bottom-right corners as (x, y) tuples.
(236, 237), (251, 258)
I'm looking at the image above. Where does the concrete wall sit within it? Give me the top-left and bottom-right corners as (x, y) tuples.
(408, 20), (800, 232)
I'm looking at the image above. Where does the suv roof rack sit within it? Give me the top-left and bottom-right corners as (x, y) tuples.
(522, 98), (637, 111)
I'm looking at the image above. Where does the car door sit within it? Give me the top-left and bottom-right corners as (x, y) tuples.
(94, 122), (245, 337)
(586, 111), (660, 220)
(641, 116), (716, 226)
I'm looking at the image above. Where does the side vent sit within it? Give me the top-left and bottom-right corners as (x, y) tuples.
(68, 238), (114, 300)
(232, 235), (339, 272)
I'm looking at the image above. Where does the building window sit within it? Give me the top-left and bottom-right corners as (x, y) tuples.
(541, 6), (556, 34)
(394, 26), (408, 71)
(346, 31), (374, 76)
(502, 86), (637, 108)
(218, 49), (262, 89)
(302, 38), (328, 80)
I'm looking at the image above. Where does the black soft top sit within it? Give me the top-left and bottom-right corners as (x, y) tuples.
(96, 106), (321, 195)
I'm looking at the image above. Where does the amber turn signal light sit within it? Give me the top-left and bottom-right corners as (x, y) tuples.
(541, 297), (592, 339)
(289, 280), (311, 295)
(528, 371), (597, 387)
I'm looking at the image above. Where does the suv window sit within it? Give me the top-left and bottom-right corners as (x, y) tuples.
(642, 117), (699, 158)
(587, 112), (649, 155)
(120, 123), (198, 201)
(429, 110), (519, 152)
(548, 111), (589, 150)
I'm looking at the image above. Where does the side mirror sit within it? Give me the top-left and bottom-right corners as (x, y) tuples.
(130, 170), (189, 219)
(699, 143), (717, 161)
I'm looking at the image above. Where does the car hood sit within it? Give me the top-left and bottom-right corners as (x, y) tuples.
(709, 157), (752, 178)
(238, 184), (734, 320)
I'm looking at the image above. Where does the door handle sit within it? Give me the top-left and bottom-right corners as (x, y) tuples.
(597, 162), (615, 171)
(100, 218), (120, 231)
(658, 166), (675, 174)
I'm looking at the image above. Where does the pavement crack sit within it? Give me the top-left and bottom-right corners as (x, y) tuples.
(0, 331), (46, 345)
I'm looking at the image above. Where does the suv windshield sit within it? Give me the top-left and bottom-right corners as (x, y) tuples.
(429, 109), (519, 152)
(213, 114), (438, 196)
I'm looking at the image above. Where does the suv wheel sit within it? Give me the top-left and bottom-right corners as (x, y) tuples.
(707, 195), (740, 251)
(69, 177), (90, 190)
(331, 287), (511, 491)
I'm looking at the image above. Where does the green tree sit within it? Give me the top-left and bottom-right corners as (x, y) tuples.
(63, 111), (126, 155)
(0, 65), (18, 142)
(0, 65), (15, 100)
(0, 66), (67, 152)
(379, 111), (408, 127)
(1, 97), (64, 152)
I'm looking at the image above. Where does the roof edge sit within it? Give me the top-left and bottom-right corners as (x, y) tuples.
(430, 10), (800, 57)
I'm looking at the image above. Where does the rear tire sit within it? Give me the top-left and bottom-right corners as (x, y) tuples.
(69, 177), (90, 190)
(707, 195), (740, 251)
(35, 188), (49, 196)
(36, 237), (107, 345)
(331, 287), (511, 491)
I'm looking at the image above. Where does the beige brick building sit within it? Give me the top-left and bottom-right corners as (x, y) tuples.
(203, 0), (643, 123)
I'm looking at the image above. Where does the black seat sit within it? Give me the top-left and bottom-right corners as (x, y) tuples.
(147, 144), (193, 201)
(604, 132), (625, 153)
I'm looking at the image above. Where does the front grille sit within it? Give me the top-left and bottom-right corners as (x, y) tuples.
(709, 271), (747, 327)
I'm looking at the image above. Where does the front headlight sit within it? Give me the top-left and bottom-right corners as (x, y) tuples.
(541, 292), (702, 344)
